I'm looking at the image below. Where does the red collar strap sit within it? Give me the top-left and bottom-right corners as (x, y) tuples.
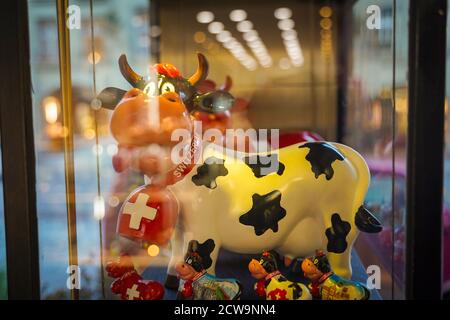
(318, 272), (333, 284)
(192, 270), (207, 282)
(265, 270), (281, 281)
(163, 133), (202, 186)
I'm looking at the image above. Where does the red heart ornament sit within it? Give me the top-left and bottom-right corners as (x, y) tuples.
(105, 254), (134, 279)
(138, 280), (165, 300)
(112, 271), (164, 300)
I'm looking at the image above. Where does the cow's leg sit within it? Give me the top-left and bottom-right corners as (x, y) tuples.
(327, 143), (373, 279)
(181, 230), (221, 275)
(327, 227), (358, 279)
(327, 250), (351, 279)
(320, 198), (359, 279)
(165, 222), (184, 290)
(205, 239), (221, 275)
(319, 184), (363, 279)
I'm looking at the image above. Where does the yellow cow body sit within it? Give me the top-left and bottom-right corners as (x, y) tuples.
(167, 141), (371, 280)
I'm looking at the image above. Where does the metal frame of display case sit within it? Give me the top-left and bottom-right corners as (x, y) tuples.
(335, 0), (354, 142)
(0, 0), (40, 299)
(0, 0), (447, 300)
(406, 0), (447, 299)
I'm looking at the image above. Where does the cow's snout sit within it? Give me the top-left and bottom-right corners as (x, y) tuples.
(175, 261), (185, 271)
(301, 258), (316, 274)
(123, 88), (142, 99)
(161, 91), (181, 103)
(175, 261), (196, 281)
(248, 259), (267, 279)
(110, 87), (191, 149)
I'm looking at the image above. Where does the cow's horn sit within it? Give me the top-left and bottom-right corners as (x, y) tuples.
(188, 53), (209, 86)
(118, 54), (143, 87)
(220, 75), (232, 91)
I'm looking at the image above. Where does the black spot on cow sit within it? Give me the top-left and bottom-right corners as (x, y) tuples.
(239, 190), (287, 236)
(325, 213), (351, 253)
(355, 206), (383, 233)
(243, 154), (285, 178)
(299, 142), (345, 180)
(186, 239), (215, 270)
(289, 282), (304, 300)
(192, 157), (228, 189)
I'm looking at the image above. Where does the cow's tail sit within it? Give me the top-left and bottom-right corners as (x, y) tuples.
(332, 143), (382, 234)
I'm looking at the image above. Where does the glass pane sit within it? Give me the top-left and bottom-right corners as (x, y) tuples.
(28, 0), (69, 298)
(344, 0), (408, 299)
(70, 0), (151, 299)
(28, 0), (151, 299)
(0, 143), (7, 299)
(444, 2), (450, 300)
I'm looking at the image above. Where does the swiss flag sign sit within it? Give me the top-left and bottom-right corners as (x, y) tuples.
(117, 184), (178, 246)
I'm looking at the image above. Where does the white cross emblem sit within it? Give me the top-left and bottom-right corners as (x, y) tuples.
(123, 193), (158, 230)
(126, 284), (140, 300)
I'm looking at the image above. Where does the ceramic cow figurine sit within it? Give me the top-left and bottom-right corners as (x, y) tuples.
(99, 53), (382, 292)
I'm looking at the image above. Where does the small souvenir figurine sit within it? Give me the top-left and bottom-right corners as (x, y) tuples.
(175, 239), (242, 300)
(106, 255), (164, 300)
(248, 251), (311, 300)
(301, 250), (370, 300)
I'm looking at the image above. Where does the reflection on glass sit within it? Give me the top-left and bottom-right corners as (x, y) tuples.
(26, 0), (411, 300)
(443, 2), (450, 299)
(29, 0), (150, 299)
(344, 0), (409, 299)
(0, 145), (7, 299)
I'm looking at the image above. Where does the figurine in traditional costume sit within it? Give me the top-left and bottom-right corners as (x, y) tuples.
(301, 250), (370, 300)
(248, 251), (311, 300)
(176, 239), (242, 300)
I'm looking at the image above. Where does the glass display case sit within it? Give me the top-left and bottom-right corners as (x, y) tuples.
(344, 0), (409, 299)
(0, 0), (448, 301)
(444, 2), (450, 299)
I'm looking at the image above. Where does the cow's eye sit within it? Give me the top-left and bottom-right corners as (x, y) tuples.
(161, 82), (176, 93)
(143, 82), (157, 96)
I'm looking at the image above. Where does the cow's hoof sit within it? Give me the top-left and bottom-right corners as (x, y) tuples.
(165, 274), (179, 290)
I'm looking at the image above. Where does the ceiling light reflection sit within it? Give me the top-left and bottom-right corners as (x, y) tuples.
(216, 30), (232, 42)
(236, 20), (253, 33)
(196, 11), (214, 24)
(274, 7), (292, 20)
(277, 19), (295, 31)
(208, 21), (224, 34)
(230, 9), (247, 22)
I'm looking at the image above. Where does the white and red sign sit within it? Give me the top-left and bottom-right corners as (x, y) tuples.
(117, 184), (178, 246)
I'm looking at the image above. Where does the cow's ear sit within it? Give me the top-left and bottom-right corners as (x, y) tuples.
(187, 240), (199, 254)
(193, 91), (235, 113)
(97, 87), (127, 110)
